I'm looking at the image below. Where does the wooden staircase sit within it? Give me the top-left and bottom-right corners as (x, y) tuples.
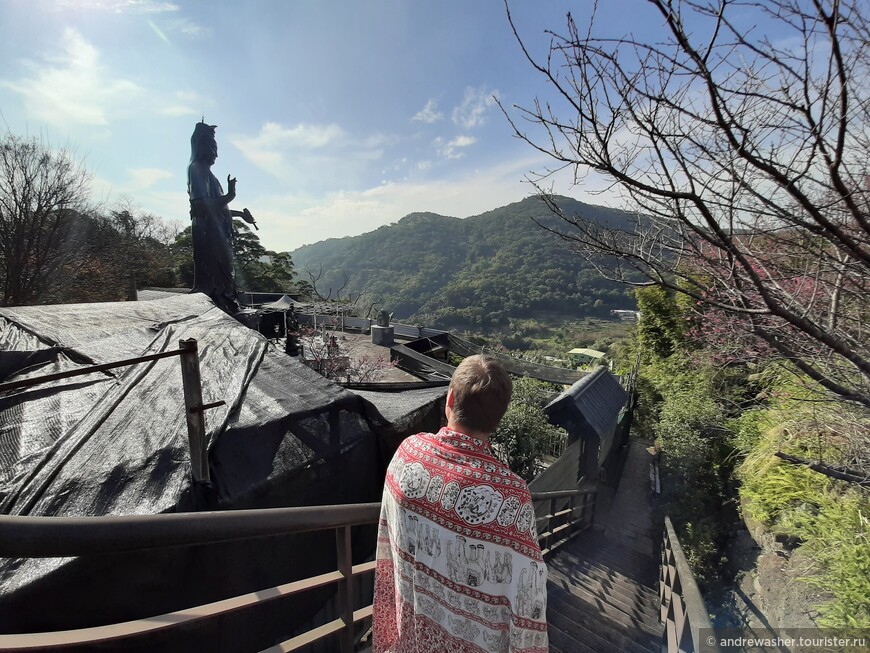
(546, 438), (662, 653)
(547, 531), (660, 653)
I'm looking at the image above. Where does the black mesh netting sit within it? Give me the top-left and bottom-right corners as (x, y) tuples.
(0, 293), (431, 646)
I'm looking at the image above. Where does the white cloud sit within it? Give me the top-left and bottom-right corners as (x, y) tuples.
(435, 135), (477, 159)
(159, 90), (210, 117)
(0, 28), (140, 127)
(167, 18), (212, 38)
(236, 122), (345, 153)
(412, 99), (444, 124)
(127, 167), (173, 190)
(161, 105), (200, 117)
(56, 0), (180, 13)
(230, 121), (386, 191)
(451, 86), (499, 129)
(55, 1), (209, 40)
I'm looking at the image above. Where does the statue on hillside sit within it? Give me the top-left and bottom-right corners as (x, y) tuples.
(187, 120), (258, 313)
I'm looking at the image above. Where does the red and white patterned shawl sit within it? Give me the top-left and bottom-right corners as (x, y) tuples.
(373, 427), (548, 653)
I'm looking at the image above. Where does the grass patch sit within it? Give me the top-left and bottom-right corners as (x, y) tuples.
(738, 407), (870, 628)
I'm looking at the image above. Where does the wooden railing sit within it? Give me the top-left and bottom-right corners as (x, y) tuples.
(0, 490), (595, 652)
(0, 503), (381, 653)
(533, 489), (596, 557)
(660, 516), (719, 653)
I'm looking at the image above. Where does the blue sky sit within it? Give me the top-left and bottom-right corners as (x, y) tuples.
(0, 0), (695, 252)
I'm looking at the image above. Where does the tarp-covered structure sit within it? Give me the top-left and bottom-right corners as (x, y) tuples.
(0, 293), (433, 649)
(538, 367), (630, 489)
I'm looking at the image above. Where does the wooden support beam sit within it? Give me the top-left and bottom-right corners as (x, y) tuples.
(178, 338), (210, 484)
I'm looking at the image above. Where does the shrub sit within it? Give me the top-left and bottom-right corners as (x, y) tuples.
(738, 403), (870, 628)
(492, 377), (567, 482)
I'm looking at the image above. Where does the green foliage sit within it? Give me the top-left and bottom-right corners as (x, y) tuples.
(500, 333), (534, 351)
(630, 286), (744, 584)
(497, 317), (632, 363)
(601, 245), (868, 624)
(492, 377), (567, 482)
(291, 196), (637, 330)
(795, 492), (870, 628)
(635, 286), (688, 359)
(232, 220), (300, 292)
(641, 352), (740, 583)
(737, 398), (870, 628)
(171, 222), (304, 295)
(106, 208), (178, 290)
(170, 225), (194, 288)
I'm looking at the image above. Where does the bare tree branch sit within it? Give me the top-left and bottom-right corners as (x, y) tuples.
(504, 0), (870, 407)
(0, 133), (93, 305)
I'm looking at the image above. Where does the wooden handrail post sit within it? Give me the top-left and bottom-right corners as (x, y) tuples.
(178, 339), (210, 484)
(336, 525), (354, 653)
(660, 516), (718, 653)
(549, 497), (557, 550)
(567, 495), (575, 540)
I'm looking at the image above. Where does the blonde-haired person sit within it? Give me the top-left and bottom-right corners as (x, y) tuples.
(373, 355), (548, 653)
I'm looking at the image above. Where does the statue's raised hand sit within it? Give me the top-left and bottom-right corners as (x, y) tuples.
(227, 174), (237, 199)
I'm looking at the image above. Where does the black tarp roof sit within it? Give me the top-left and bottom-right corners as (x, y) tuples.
(0, 294), (413, 641)
(544, 366), (628, 446)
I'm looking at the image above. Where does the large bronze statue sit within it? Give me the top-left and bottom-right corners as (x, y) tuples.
(187, 121), (257, 313)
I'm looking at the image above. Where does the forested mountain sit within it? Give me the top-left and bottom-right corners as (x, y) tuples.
(291, 196), (638, 330)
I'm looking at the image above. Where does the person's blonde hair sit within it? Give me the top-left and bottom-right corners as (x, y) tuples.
(448, 355), (512, 434)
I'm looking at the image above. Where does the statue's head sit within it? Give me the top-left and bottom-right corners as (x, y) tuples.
(190, 121), (218, 165)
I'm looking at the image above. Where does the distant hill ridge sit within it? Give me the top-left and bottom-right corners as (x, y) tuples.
(291, 195), (637, 329)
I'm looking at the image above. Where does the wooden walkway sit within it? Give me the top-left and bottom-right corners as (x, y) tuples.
(546, 440), (661, 653)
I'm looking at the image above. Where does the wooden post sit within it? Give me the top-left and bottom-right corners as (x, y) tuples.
(335, 525), (354, 653)
(549, 497), (556, 550)
(178, 339), (211, 484)
(567, 495), (575, 541)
